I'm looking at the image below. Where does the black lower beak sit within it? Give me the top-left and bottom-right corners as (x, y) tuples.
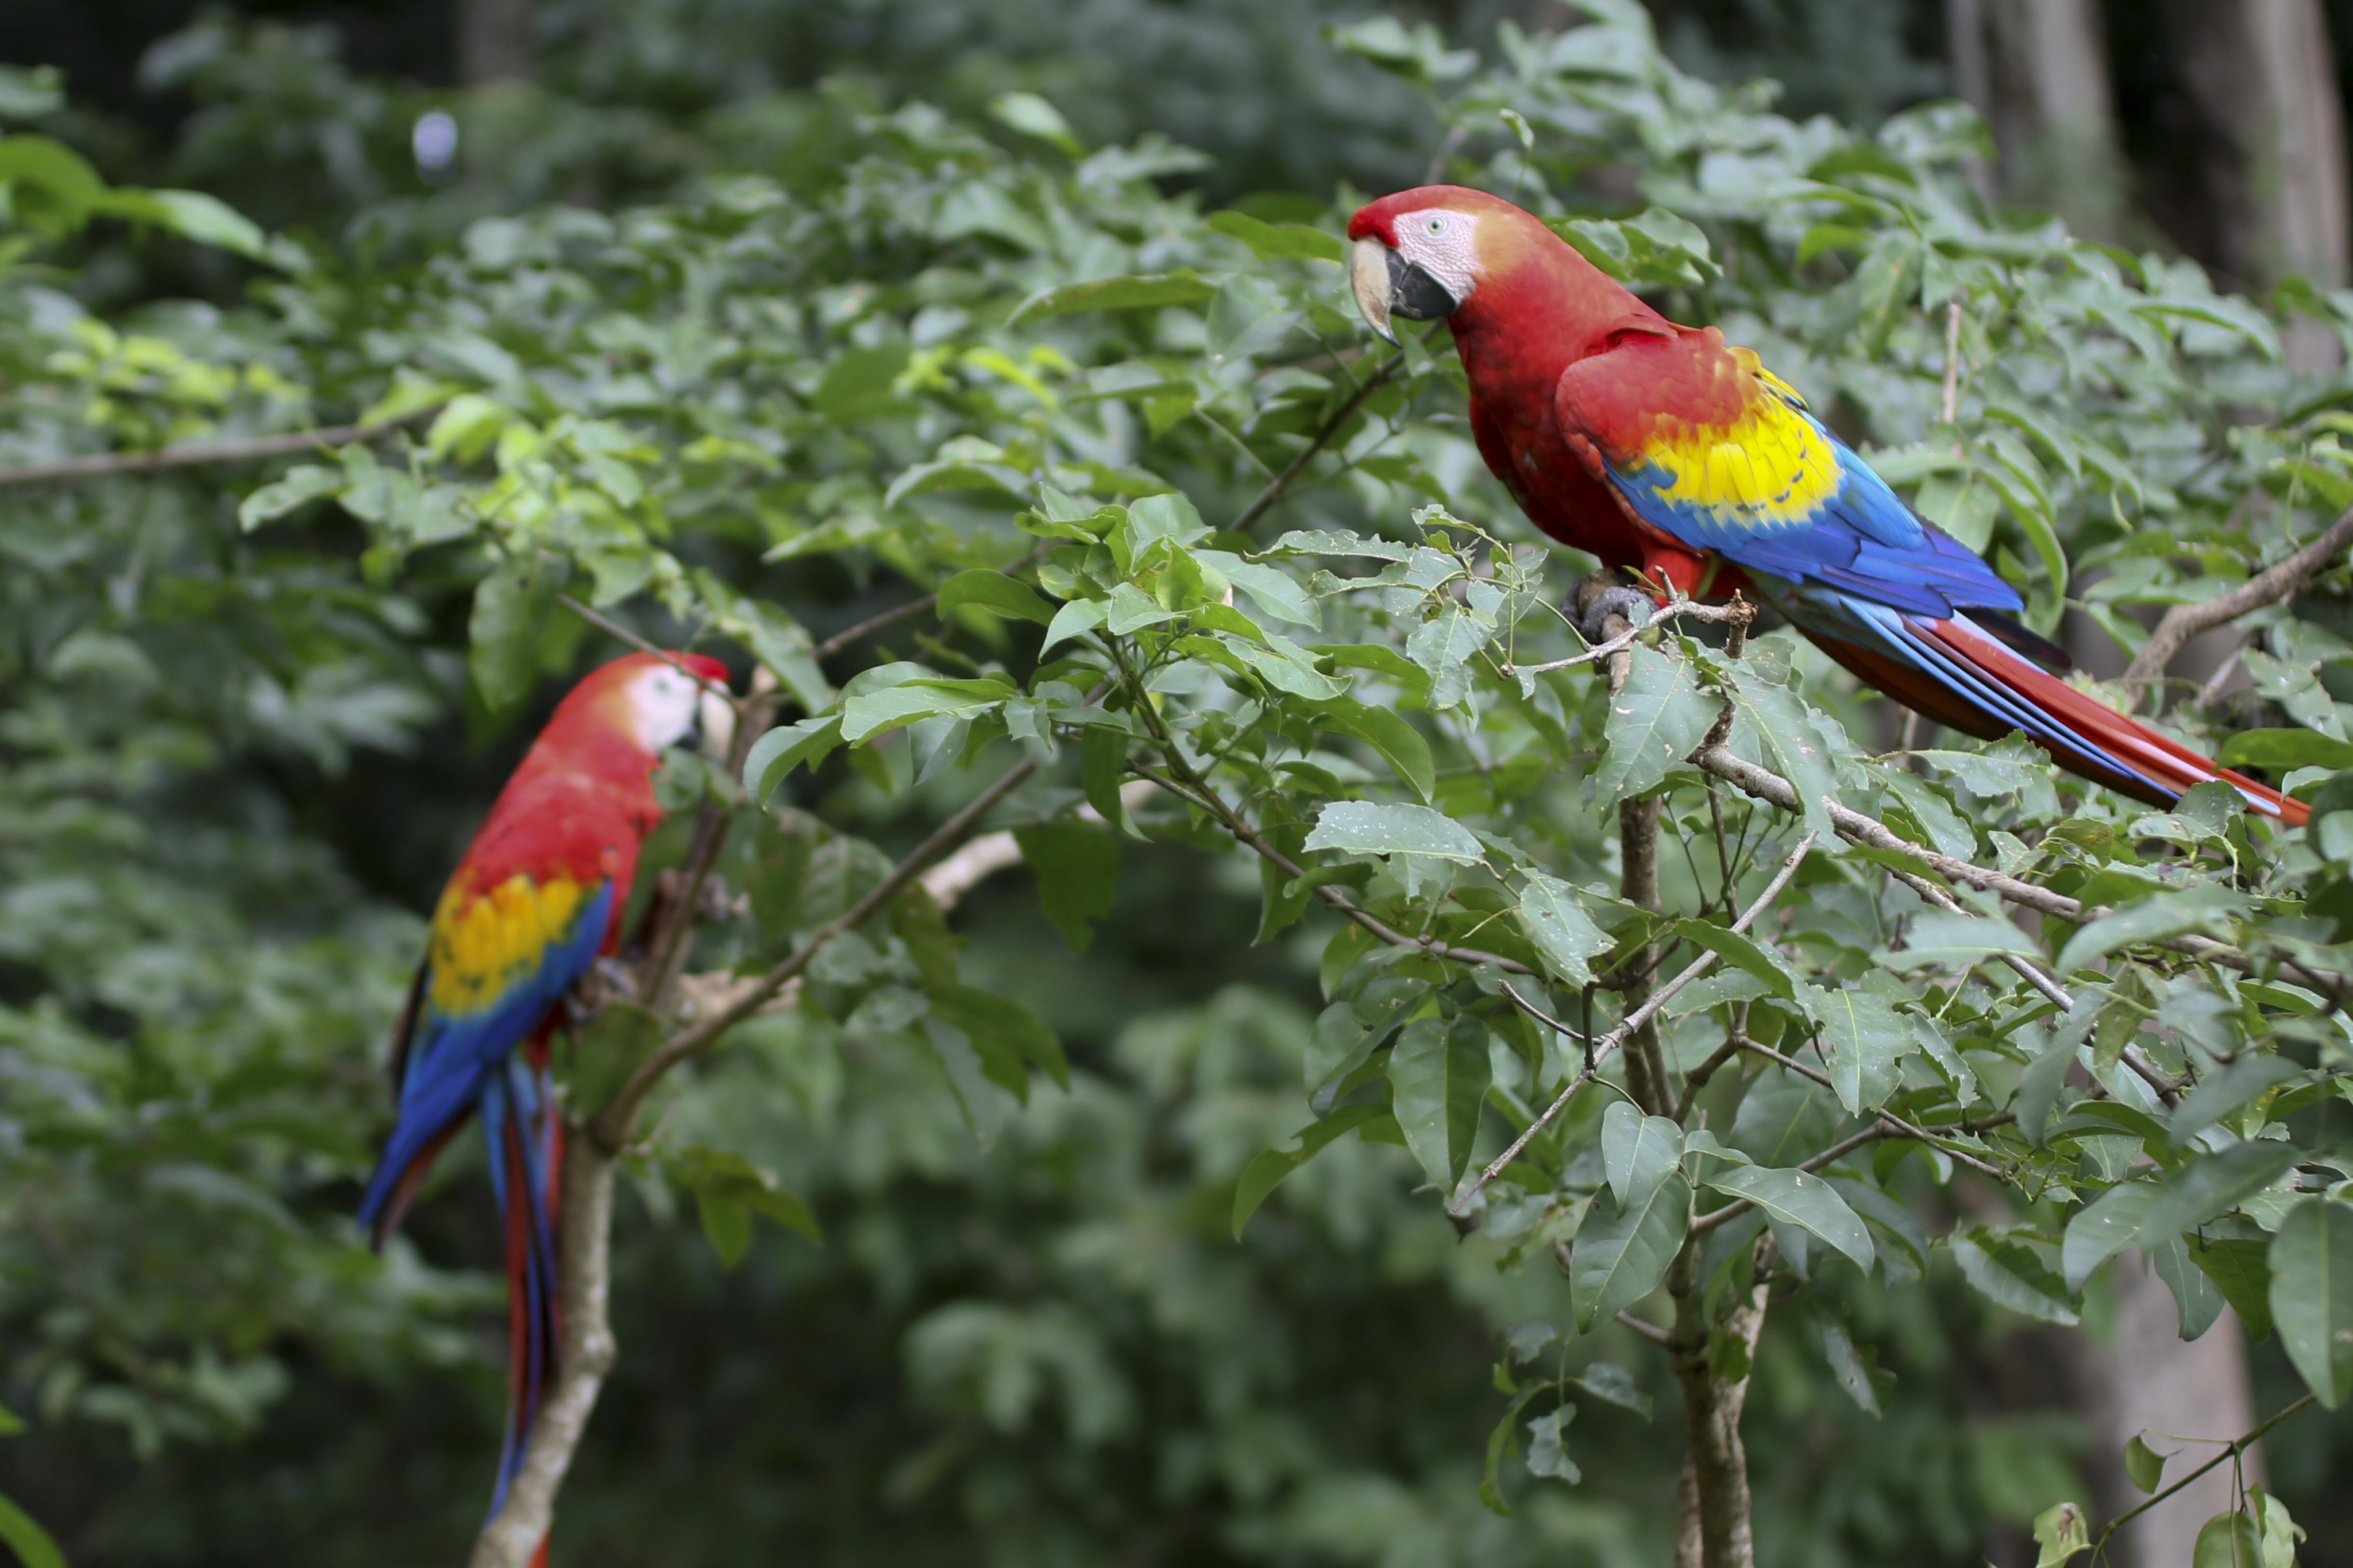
(1387, 248), (1459, 321)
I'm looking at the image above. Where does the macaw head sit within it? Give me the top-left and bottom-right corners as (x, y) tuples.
(1345, 185), (1522, 342)
(563, 651), (734, 756)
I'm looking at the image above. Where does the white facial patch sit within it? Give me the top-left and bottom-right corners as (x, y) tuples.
(1391, 209), (1482, 308)
(627, 665), (705, 751)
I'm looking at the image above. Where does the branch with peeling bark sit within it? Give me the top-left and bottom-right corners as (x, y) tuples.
(469, 743), (1040, 1567)
(2120, 505), (2353, 692)
(0, 401), (446, 488)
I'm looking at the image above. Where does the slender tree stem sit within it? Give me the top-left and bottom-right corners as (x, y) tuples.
(0, 402), (445, 488)
(1230, 351), (1404, 533)
(2120, 506), (2353, 690)
(2088, 1394), (2315, 1553)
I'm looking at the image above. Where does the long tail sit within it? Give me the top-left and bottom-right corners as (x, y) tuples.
(1802, 598), (2308, 826)
(481, 1041), (564, 1528)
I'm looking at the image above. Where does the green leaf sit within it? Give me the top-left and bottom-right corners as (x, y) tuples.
(2135, 1141), (2301, 1246)
(238, 464), (344, 531)
(1517, 872), (1611, 988)
(1303, 801), (1486, 895)
(1012, 821), (1120, 953)
(840, 677), (1013, 743)
(1314, 700), (1435, 801)
(1808, 988), (1905, 1113)
(2192, 1511), (2264, 1568)
(2063, 1179), (2157, 1293)
(2125, 1433), (2166, 1493)
(2193, 1236), (2276, 1341)
(665, 1146), (822, 1269)
(989, 90), (1082, 155)
(745, 715), (844, 802)
(2054, 886), (2246, 975)
(928, 983), (1068, 1096)
(1602, 1100), (1685, 1213)
(1080, 721), (1140, 839)
(2031, 1501), (2090, 1567)
(1524, 1405), (1581, 1483)
(1885, 907), (2039, 969)
(2216, 728), (2353, 771)
(0, 1493), (64, 1568)
(938, 569), (1054, 625)
(468, 555), (565, 717)
(1010, 271), (1216, 324)
(101, 186), (272, 260)
(1593, 646), (1714, 804)
(1725, 668), (1841, 841)
(1572, 1176), (1691, 1330)
(1231, 1104), (1391, 1238)
(1815, 1311), (1881, 1416)
(2153, 1233), (2228, 1340)
(2269, 1199), (2353, 1407)
(1953, 1229), (2078, 1324)
(1676, 920), (1797, 1001)
(1703, 1165), (1873, 1270)
(1387, 1015), (1492, 1189)
(2170, 1056), (2301, 1148)
(1207, 210), (1344, 262)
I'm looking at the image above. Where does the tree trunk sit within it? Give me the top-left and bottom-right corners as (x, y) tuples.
(1949, 0), (2129, 240)
(458, 0), (535, 84)
(2073, 1254), (2263, 1568)
(1670, 1241), (1768, 1568)
(2154, 0), (2348, 368)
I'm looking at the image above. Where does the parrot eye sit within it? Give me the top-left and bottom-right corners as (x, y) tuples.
(1425, 215), (1449, 235)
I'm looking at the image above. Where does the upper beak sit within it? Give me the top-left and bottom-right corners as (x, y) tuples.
(1351, 237), (1399, 344)
(696, 688), (736, 760)
(1349, 238), (1461, 345)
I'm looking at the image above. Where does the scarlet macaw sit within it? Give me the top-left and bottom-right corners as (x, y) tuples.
(357, 650), (730, 1516)
(1345, 186), (2306, 824)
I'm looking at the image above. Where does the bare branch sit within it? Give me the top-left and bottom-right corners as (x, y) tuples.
(811, 542), (1054, 663)
(1615, 1309), (1678, 1348)
(1502, 597), (1757, 678)
(0, 401), (445, 488)
(2120, 506), (2353, 687)
(468, 1132), (617, 1568)
(2088, 1394), (2316, 1553)
(1230, 350), (1405, 534)
(1455, 833), (1816, 1211)
(554, 595), (732, 701)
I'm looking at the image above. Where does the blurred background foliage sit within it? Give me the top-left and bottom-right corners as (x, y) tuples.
(3, 2), (2353, 1567)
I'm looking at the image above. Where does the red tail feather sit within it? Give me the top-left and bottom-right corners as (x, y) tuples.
(1921, 618), (2308, 826)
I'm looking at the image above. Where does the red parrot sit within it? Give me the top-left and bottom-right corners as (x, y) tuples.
(357, 650), (730, 1521)
(1345, 186), (2308, 825)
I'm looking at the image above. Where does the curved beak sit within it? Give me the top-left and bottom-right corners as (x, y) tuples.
(1349, 237), (1460, 345)
(696, 688), (736, 760)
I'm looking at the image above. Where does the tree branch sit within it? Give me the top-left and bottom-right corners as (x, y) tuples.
(1229, 350), (1404, 534)
(589, 754), (1039, 1149)
(1455, 833), (1816, 1211)
(2087, 1393), (2315, 1554)
(811, 543), (1052, 663)
(2120, 507), (2353, 688)
(0, 401), (445, 488)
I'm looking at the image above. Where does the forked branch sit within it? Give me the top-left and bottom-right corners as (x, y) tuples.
(2120, 505), (2353, 689)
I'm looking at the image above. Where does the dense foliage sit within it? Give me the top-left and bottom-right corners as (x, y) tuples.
(5, 3), (2353, 1564)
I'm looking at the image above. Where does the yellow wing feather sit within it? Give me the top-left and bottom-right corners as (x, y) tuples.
(427, 874), (593, 1015)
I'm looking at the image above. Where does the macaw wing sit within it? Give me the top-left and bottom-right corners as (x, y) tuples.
(356, 872), (613, 1241)
(1552, 326), (2024, 623)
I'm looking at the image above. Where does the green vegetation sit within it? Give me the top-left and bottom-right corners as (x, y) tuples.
(3, 3), (2352, 1564)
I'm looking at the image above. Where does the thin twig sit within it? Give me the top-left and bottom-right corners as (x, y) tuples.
(2120, 506), (2353, 688)
(1730, 1034), (2007, 1177)
(1692, 739), (2350, 1010)
(1498, 980), (1581, 1040)
(1501, 598), (1756, 678)
(1615, 1310), (1677, 1348)
(589, 754), (1040, 1148)
(1455, 834), (1817, 1211)
(1135, 764), (1537, 975)
(809, 542), (1053, 663)
(1230, 352), (1405, 534)
(2088, 1394), (2315, 1553)
(0, 401), (448, 488)
(556, 595), (733, 700)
